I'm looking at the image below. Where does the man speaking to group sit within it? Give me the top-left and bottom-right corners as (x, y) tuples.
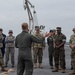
(15, 23), (48, 75)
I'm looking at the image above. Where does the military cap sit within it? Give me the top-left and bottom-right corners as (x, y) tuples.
(72, 28), (75, 31)
(56, 27), (61, 30)
(35, 26), (40, 29)
(35, 26), (40, 30)
(9, 30), (13, 33)
(53, 29), (56, 32)
(0, 28), (3, 31)
(49, 30), (53, 32)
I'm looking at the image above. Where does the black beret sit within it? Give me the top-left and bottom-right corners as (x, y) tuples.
(49, 30), (53, 32)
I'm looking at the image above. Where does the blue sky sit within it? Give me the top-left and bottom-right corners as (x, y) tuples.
(0, 0), (75, 41)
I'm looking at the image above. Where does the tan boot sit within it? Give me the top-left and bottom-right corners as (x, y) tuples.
(1, 68), (8, 72)
(59, 66), (62, 70)
(69, 70), (75, 75)
(61, 69), (65, 73)
(39, 63), (43, 68)
(52, 68), (58, 72)
(34, 63), (37, 69)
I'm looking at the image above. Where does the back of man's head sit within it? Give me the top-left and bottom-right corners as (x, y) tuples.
(22, 23), (28, 30)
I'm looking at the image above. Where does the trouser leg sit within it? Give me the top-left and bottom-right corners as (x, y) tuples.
(38, 48), (43, 63)
(33, 48), (38, 63)
(59, 48), (65, 69)
(72, 56), (75, 71)
(1, 47), (5, 58)
(25, 59), (33, 75)
(5, 48), (10, 65)
(10, 47), (15, 65)
(54, 49), (59, 69)
(0, 49), (4, 68)
(49, 50), (54, 66)
(17, 56), (25, 75)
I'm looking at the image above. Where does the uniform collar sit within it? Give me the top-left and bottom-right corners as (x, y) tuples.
(22, 30), (28, 33)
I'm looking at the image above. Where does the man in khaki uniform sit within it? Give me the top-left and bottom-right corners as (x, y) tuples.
(5, 30), (15, 67)
(33, 26), (45, 68)
(0, 28), (8, 72)
(69, 28), (75, 75)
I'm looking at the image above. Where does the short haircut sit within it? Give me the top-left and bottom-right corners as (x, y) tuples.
(22, 23), (28, 30)
(0, 28), (3, 31)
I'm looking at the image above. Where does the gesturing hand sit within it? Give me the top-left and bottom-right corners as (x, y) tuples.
(44, 32), (49, 37)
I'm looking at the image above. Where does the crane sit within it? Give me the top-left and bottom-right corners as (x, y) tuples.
(23, 0), (45, 34)
(23, 0), (38, 34)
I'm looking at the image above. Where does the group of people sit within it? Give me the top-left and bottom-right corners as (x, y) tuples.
(0, 22), (75, 75)
(0, 29), (15, 72)
(33, 26), (66, 73)
(32, 25), (75, 75)
(46, 27), (75, 75)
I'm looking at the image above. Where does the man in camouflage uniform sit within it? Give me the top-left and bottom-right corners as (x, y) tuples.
(1, 29), (6, 58)
(47, 30), (54, 69)
(69, 28), (75, 75)
(52, 27), (66, 73)
(33, 26), (45, 68)
(5, 30), (15, 67)
(15, 23), (48, 75)
(0, 29), (6, 66)
(0, 28), (8, 72)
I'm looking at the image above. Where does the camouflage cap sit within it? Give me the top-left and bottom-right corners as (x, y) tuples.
(35, 26), (40, 30)
(9, 30), (13, 33)
(72, 28), (75, 31)
(56, 27), (61, 30)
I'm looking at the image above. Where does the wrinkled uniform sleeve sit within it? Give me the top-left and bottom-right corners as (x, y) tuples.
(42, 37), (45, 47)
(15, 36), (18, 48)
(62, 34), (66, 42)
(5, 36), (15, 43)
(2, 34), (6, 48)
(5, 36), (11, 43)
(30, 35), (44, 43)
(5, 36), (8, 43)
(11, 36), (15, 42)
(69, 35), (72, 46)
(47, 37), (49, 45)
